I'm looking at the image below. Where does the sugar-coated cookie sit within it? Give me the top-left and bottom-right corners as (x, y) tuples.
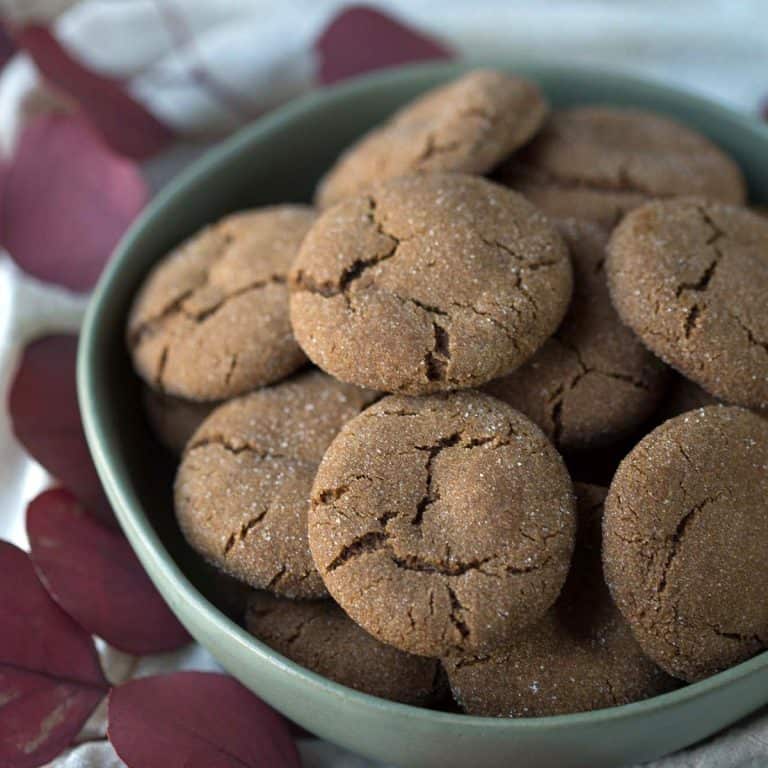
(316, 69), (548, 207)
(291, 173), (572, 395)
(246, 592), (441, 704)
(443, 484), (676, 716)
(175, 371), (379, 598)
(607, 198), (768, 411)
(603, 406), (768, 681)
(128, 206), (313, 401)
(308, 391), (576, 657)
(498, 107), (745, 226)
(485, 219), (668, 451)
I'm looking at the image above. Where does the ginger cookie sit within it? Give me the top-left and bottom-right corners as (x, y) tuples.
(607, 198), (768, 411)
(444, 484), (676, 716)
(603, 406), (768, 681)
(142, 387), (215, 455)
(245, 592), (440, 705)
(315, 69), (548, 208)
(175, 371), (379, 599)
(484, 219), (668, 451)
(128, 206), (314, 401)
(497, 107), (746, 226)
(308, 391), (576, 657)
(291, 173), (572, 395)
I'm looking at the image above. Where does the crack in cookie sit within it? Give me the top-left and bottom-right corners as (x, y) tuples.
(497, 107), (745, 225)
(315, 69), (548, 208)
(128, 206), (314, 400)
(607, 198), (768, 410)
(291, 173), (572, 395)
(603, 407), (768, 681)
(486, 219), (666, 451)
(308, 392), (576, 657)
(245, 592), (440, 705)
(175, 371), (379, 599)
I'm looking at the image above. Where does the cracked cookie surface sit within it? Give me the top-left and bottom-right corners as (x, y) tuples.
(308, 391), (576, 657)
(245, 592), (440, 705)
(497, 107), (745, 227)
(127, 206), (314, 401)
(443, 484), (676, 716)
(603, 406), (768, 681)
(484, 219), (668, 451)
(315, 69), (548, 208)
(291, 173), (573, 395)
(174, 370), (379, 599)
(607, 198), (768, 411)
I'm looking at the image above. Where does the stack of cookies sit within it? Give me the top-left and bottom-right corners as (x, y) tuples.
(127, 69), (768, 717)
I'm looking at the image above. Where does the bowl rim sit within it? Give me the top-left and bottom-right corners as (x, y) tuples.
(78, 58), (768, 732)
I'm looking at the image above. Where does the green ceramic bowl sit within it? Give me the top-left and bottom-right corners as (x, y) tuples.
(78, 60), (768, 768)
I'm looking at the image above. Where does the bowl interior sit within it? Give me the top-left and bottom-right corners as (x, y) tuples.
(79, 60), (768, 768)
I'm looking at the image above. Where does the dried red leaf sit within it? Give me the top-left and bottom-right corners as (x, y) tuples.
(108, 671), (300, 768)
(9, 335), (113, 524)
(316, 6), (453, 85)
(14, 25), (173, 159)
(0, 541), (108, 768)
(0, 113), (148, 291)
(27, 488), (190, 655)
